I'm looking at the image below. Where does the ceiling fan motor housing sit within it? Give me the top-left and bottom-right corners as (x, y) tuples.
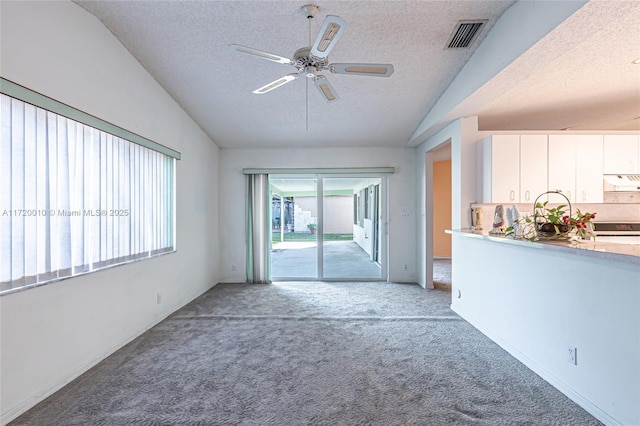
(294, 47), (328, 73)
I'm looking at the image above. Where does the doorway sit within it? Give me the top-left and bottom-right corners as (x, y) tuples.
(433, 159), (452, 258)
(426, 143), (452, 289)
(270, 174), (386, 281)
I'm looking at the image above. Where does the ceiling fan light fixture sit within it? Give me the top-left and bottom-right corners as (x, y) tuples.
(230, 10), (391, 104)
(633, 57), (640, 64)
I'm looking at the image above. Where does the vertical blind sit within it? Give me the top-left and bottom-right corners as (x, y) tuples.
(0, 93), (176, 293)
(245, 174), (271, 284)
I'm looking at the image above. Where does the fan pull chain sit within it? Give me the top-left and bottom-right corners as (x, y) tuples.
(306, 15), (312, 132)
(306, 79), (309, 132)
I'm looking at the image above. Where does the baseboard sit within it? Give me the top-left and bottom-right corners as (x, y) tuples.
(1, 282), (217, 425)
(451, 305), (623, 426)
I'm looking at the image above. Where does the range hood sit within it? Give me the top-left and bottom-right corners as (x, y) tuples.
(604, 174), (640, 191)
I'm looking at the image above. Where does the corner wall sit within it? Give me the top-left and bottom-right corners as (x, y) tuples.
(0, 2), (220, 423)
(218, 147), (416, 283)
(415, 117), (481, 287)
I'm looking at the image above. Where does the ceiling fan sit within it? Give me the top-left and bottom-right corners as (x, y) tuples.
(228, 4), (394, 103)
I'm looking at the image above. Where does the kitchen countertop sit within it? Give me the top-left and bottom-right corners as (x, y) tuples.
(447, 229), (640, 265)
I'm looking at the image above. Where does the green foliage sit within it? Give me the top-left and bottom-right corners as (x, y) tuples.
(272, 233), (353, 243)
(506, 201), (596, 241)
(536, 201), (567, 225)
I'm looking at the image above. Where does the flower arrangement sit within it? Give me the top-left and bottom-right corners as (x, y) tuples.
(506, 191), (597, 241)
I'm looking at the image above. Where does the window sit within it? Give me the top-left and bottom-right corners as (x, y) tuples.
(364, 187), (370, 219)
(356, 189), (363, 227)
(353, 194), (358, 225)
(0, 84), (179, 294)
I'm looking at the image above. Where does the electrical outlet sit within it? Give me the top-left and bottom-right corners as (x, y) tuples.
(156, 293), (162, 305)
(567, 346), (577, 365)
(231, 264), (237, 272)
(403, 264), (408, 271)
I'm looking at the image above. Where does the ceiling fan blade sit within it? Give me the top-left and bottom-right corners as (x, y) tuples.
(330, 63), (394, 77)
(228, 44), (293, 65)
(310, 15), (347, 59)
(314, 75), (339, 103)
(253, 74), (298, 94)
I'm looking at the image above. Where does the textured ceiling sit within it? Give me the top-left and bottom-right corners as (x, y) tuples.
(461, 0), (640, 133)
(74, 0), (639, 149)
(74, 0), (513, 148)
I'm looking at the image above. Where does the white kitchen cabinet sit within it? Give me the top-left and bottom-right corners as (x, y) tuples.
(481, 134), (548, 203)
(520, 135), (548, 202)
(548, 135), (603, 203)
(576, 136), (604, 203)
(548, 135), (577, 202)
(603, 135), (640, 174)
(481, 135), (520, 203)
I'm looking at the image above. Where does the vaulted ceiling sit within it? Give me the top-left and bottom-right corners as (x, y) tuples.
(74, 0), (640, 149)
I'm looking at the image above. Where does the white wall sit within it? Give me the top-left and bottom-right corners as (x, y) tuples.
(451, 233), (640, 426)
(323, 196), (353, 234)
(354, 219), (374, 256)
(219, 147), (416, 283)
(415, 117), (481, 288)
(0, 2), (220, 423)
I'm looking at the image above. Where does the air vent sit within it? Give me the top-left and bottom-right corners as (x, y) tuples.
(446, 20), (487, 49)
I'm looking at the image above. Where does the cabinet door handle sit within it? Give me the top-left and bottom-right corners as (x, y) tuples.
(582, 190), (586, 201)
(510, 190), (515, 201)
(567, 190), (572, 201)
(525, 190), (530, 201)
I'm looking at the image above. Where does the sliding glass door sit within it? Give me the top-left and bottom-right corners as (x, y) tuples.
(322, 177), (383, 279)
(270, 174), (386, 281)
(270, 176), (317, 279)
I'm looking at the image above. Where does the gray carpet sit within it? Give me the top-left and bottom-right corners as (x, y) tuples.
(11, 281), (601, 425)
(433, 258), (452, 289)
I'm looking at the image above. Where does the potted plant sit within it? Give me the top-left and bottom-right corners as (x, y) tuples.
(307, 223), (317, 235)
(507, 191), (596, 241)
(535, 201), (572, 238)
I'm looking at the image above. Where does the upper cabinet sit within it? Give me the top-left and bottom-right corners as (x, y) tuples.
(481, 135), (520, 203)
(603, 135), (640, 174)
(548, 135), (603, 203)
(576, 136), (604, 203)
(520, 135), (548, 203)
(480, 135), (547, 203)
(480, 133), (627, 204)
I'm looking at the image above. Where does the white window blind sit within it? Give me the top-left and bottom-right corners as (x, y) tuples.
(0, 93), (176, 294)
